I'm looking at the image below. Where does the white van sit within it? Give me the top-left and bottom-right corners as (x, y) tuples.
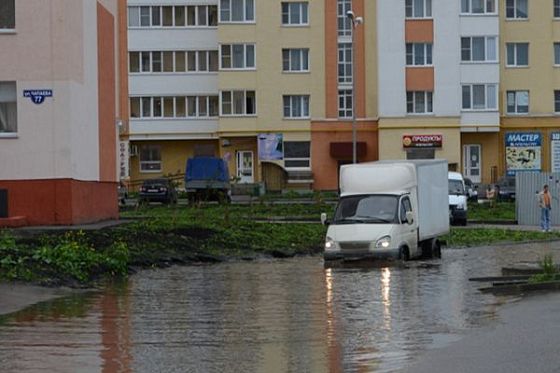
(321, 160), (449, 261)
(448, 171), (468, 226)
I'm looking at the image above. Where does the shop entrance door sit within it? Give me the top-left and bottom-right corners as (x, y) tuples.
(463, 144), (481, 183)
(236, 151), (254, 183)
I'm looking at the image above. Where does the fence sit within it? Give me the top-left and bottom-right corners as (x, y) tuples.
(517, 172), (560, 226)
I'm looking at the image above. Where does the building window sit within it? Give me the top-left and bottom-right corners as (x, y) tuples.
(406, 91), (433, 114)
(220, 0), (255, 22)
(0, 0), (15, 29)
(506, 90), (529, 114)
(129, 51), (218, 73)
(338, 43), (353, 84)
(506, 43), (529, 66)
(554, 43), (560, 65)
(130, 96), (218, 118)
(338, 89), (353, 118)
(405, 0), (432, 18)
(406, 43), (433, 66)
(555, 0), (560, 18)
(461, 0), (496, 14)
(337, 0), (352, 36)
(0, 82), (17, 134)
(220, 44), (255, 69)
(128, 5), (217, 27)
(461, 84), (497, 110)
(506, 0), (528, 19)
(281, 2), (308, 25)
(284, 141), (310, 168)
(221, 90), (256, 115)
(283, 95), (310, 118)
(282, 49), (309, 72)
(555, 91), (560, 113)
(461, 36), (497, 62)
(139, 145), (162, 172)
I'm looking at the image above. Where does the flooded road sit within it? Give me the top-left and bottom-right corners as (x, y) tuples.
(1, 241), (559, 373)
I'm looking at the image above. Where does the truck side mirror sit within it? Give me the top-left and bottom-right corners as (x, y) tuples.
(320, 213), (329, 226)
(405, 211), (414, 225)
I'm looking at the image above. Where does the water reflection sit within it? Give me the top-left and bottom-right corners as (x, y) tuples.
(0, 241), (558, 372)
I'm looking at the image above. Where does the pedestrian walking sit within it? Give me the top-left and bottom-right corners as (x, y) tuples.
(538, 184), (552, 232)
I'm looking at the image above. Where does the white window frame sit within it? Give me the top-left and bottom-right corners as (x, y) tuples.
(281, 2), (309, 26)
(128, 5), (217, 28)
(461, 36), (498, 63)
(461, 84), (497, 111)
(506, 90), (529, 114)
(505, 0), (528, 19)
(406, 43), (433, 66)
(338, 89), (353, 118)
(405, 0), (432, 19)
(0, 0), (15, 31)
(139, 145), (162, 173)
(283, 95), (310, 119)
(406, 91), (433, 114)
(338, 43), (353, 84)
(220, 44), (256, 70)
(219, 0), (255, 23)
(130, 96), (218, 119)
(0, 81), (17, 136)
(220, 90), (257, 116)
(460, 0), (497, 15)
(337, 0), (352, 36)
(282, 49), (309, 72)
(506, 43), (529, 67)
(554, 90), (560, 113)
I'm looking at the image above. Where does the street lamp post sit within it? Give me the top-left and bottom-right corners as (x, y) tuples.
(347, 10), (362, 164)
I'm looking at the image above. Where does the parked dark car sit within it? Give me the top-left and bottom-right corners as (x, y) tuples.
(463, 177), (478, 202)
(139, 178), (178, 204)
(496, 176), (516, 202)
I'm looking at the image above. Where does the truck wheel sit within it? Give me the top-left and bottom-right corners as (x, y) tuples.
(420, 240), (432, 259)
(433, 239), (442, 259)
(399, 247), (410, 261)
(459, 218), (467, 226)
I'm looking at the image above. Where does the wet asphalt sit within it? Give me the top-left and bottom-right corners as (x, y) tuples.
(402, 292), (560, 373)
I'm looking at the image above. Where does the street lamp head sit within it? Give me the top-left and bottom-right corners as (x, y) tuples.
(346, 10), (355, 19)
(355, 16), (363, 24)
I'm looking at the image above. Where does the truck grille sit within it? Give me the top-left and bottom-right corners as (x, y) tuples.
(339, 242), (371, 251)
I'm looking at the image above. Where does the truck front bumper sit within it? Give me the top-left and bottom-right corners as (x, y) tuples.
(324, 249), (400, 261)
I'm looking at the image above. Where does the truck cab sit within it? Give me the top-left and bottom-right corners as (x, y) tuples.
(323, 192), (418, 261)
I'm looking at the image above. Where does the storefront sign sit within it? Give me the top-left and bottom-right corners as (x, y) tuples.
(258, 133), (283, 160)
(402, 134), (442, 148)
(23, 89), (53, 104)
(119, 141), (129, 180)
(505, 132), (541, 175)
(551, 133), (560, 173)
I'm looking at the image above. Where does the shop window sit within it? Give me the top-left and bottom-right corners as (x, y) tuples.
(139, 145), (162, 172)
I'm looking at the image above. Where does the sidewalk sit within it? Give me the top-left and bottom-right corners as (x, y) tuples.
(402, 292), (560, 373)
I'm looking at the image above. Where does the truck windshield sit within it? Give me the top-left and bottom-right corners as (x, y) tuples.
(333, 195), (398, 224)
(448, 180), (464, 195)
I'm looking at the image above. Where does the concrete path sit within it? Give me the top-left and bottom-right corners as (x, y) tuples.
(0, 283), (83, 316)
(401, 292), (560, 373)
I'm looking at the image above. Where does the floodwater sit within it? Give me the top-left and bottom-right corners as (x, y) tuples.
(1, 241), (559, 373)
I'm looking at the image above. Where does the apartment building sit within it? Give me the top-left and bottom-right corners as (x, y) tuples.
(0, 0), (125, 226)
(500, 0), (560, 177)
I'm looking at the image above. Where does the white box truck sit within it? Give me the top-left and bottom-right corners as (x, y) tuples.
(321, 159), (450, 261)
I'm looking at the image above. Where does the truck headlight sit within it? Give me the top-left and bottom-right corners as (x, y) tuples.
(325, 237), (339, 251)
(375, 235), (391, 249)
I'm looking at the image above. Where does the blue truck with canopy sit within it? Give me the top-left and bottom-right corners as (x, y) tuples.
(184, 157), (231, 202)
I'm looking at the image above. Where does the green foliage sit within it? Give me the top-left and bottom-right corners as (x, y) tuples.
(468, 201), (516, 221)
(444, 227), (560, 248)
(528, 254), (560, 283)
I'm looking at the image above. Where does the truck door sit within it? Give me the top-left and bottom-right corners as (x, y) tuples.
(237, 151), (254, 183)
(399, 196), (418, 256)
